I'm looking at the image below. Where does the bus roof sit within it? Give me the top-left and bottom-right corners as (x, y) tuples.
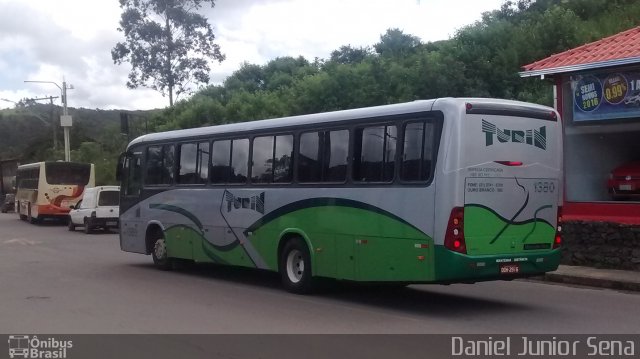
(126, 97), (556, 150)
(17, 161), (92, 170)
(128, 99), (437, 149)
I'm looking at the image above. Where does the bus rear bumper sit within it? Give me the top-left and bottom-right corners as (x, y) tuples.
(432, 246), (562, 283)
(38, 204), (71, 216)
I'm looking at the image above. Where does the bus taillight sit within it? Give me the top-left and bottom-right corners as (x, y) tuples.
(445, 207), (467, 254)
(553, 206), (562, 249)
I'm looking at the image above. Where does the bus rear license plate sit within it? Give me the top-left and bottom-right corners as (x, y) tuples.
(619, 184), (633, 191)
(500, 263), (520, 274)
(107, 221), (117, 226)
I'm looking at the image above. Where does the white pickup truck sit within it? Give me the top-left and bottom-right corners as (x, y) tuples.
(68, 186), (120, 234)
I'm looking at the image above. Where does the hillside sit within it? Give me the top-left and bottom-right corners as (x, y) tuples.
(0, 105), (151, 161)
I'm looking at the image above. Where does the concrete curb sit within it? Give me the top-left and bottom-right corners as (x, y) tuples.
(540, 265), (640, 292)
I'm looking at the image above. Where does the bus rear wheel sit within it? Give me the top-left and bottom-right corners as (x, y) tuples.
(17, 202), (26, 220)
(27, 207), (39, 224)
(151, 236), (172, 270)
(279, 237), (313, 294)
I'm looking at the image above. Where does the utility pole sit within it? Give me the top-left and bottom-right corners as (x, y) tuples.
(62, 80), (71, 162)
(24, 79), (74, 161)
(49, 96), (58, 151)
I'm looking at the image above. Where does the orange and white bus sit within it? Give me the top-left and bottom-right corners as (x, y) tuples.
(15, 161), (95, 223)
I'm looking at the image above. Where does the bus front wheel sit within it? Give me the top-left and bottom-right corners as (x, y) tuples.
(151, 236), (172, 270)
(279, 237), (313, 294)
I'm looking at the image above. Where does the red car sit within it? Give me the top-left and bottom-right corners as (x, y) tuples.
(608, 161), (640, 200)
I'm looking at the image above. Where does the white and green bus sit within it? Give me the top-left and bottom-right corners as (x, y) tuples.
(117, 98), (563, 293)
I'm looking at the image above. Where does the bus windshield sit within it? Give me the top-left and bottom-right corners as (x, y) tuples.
(45, 162), (92, 185)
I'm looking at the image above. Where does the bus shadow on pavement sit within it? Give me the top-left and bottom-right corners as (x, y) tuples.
(128, 262), (532, 317)
(19, 219), (68, 226)
(319, 284), (532, 318)
(129, 261), (284, 290)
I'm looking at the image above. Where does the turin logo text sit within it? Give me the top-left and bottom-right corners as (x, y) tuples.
(223, 190), (265, 214)
(482, 119), (547, 150)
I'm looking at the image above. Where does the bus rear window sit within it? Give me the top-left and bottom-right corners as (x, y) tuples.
(45, 162), (91, 185)
(16, 168), (40, 189)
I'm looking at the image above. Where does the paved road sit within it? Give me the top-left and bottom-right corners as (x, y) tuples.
(0, 213), (639, 334)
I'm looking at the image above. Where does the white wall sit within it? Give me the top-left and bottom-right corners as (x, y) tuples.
(565, 123), (640, 201)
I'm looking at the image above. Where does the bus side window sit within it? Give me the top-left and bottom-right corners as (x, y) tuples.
(274, 135), (293, 183)
(353, 125), (397, 182)
(299, 132), (322, 182)
(211, 140), (232, 184)
(252, 136), (274, 183)
(251, 135), (293, 184)
(178, 141), (209, 184)
(145, 146), (164, 185)
(325, 130), (348, 182)
(145, 145), (175, 185)
(211, 139), (249, 184)
(298, 130), (348, 183)
(401, 121), (434, 182)
(163, 145), (176, 184)
(124, 154), (142, 196)
(230, 139), (249, 184)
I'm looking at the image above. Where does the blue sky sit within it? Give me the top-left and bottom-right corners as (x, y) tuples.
(0, 0), (505, 111)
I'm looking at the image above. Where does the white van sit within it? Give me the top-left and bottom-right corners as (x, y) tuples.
(68, 186), (120, 234)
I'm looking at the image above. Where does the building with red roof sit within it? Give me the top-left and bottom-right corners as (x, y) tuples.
(521, 26), (640, 233)
(521, 26), (640, 78)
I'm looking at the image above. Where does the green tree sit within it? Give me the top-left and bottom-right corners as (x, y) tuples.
(329, 45), (373, 65)
(112, 0), (225, 107)
(71, 142), (119, 185)
(374, 28), (421, 58)
(224, 62), (265, 93)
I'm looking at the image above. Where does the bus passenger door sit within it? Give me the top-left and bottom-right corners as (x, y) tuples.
(119, 151), (145, 254)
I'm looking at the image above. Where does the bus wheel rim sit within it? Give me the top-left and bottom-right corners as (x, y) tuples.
(286, 249), (304, 283)
(154, 239), (167, 260)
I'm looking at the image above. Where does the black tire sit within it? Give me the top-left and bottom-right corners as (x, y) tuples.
(68, 219), (75, 231)
(17, 202), (26, 220)
(1, 206), (7, 213)
(84, 218), (93, 234)
(27, 207), (39, 224)
(151, 235), (172, 270)
(279, 237), (314, 294)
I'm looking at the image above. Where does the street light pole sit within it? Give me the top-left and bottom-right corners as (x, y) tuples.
(24, 79), (74, 162)
(62, 80), (70, 162)
(49, 96), (58, 151)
